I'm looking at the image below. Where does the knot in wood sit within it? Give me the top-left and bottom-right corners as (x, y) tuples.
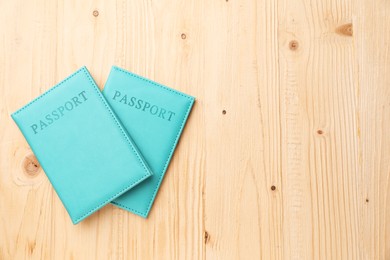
(336, 23), (353, 36)
(22, 154), (41, 177)
(289, 40), (299, 51)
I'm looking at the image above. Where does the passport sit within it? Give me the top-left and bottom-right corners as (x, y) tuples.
(11, 67), (153, 224)
(103, 66), (195, 217)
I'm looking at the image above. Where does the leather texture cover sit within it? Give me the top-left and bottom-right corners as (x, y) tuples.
(11, 67), (153, 224)
(103, 66), (195, 217)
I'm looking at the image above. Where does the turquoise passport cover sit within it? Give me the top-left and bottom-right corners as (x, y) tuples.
(11, 67), (152, 224)
(103, 66), (195, 217)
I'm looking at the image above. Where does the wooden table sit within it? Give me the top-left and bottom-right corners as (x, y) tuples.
(1, 0), (389, 259)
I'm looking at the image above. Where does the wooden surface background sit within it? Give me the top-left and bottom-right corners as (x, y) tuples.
(0, 0), (389, 259)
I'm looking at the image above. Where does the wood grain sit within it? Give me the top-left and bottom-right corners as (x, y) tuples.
(0, 0), (389, 259)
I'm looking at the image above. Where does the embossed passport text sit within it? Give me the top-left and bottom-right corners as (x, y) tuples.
(11, 67), (152, 224)
(103, 66), (195, 217)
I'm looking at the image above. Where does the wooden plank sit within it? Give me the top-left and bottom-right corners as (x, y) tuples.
(354, 1), (390, 259)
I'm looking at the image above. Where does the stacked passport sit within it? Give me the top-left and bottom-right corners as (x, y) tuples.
(11, 66), (195, 224)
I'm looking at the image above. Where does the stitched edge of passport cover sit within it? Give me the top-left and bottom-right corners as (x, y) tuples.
(11, 66), (152, 223)
(109, 66), (195, 217)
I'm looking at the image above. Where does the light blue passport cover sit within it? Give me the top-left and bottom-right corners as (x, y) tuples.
(11, 67), (152, 224)
(103, 66), (195, 217)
